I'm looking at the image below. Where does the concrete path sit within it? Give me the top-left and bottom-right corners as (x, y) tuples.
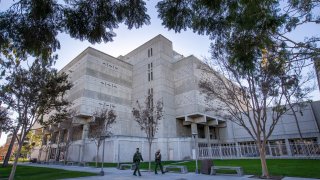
(19, 163), (318, 180)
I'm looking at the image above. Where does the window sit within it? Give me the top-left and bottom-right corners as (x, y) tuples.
(148, 48), (153, 57)
(148, 63), (153, 81)
(148, 88), (153, 109)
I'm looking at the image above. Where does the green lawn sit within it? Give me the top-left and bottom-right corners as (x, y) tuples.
(213, 159), (320, 178)
(5, 159), (317, 179)
(0, 165), (97, 180)
(90, 159), (320, 178)
(178, 159), (320, 178)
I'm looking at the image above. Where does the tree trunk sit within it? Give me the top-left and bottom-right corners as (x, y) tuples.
(258, 142), (269, 178)
(2, 132), (16, 167)
(8, 140), (24, 180)
(148, 142), (152, 171)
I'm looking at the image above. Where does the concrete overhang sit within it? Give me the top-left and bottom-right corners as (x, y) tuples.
(176, 113), (226, 126)
(72, 114), (95, 124)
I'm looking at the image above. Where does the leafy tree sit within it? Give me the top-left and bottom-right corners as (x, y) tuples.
(199, 49), (312, 177)
(1, 133), (17, 167)
(1, 0), (319, 70)
(0, 0), (150, 62)
(0, 139), (16, 161)
(88, 107), (117, 167)
(157, 0), (320, 71)
(1, 131), (17, 167)
(20, 130), (42, 159)
(157, 1), (318, 176)
(0, 59), (72, 180)
(132, 92), (163, 171)
(0, 107), (11, 133)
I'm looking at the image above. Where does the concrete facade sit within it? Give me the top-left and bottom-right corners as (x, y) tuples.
(34, 35), (320, 162)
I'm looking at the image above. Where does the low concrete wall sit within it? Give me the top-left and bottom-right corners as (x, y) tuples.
(35, 136), (193, 163)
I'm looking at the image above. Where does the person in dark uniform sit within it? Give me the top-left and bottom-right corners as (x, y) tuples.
(133, 148), (143, 176)
(155, 149), (165, 174)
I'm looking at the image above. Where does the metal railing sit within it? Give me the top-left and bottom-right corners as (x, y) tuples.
(198, 143), (320, 159)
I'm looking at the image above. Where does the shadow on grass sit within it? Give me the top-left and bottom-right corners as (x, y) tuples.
(0, 164), (97, 180)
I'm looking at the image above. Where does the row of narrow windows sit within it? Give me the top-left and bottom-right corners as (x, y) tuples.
(148, 62), (153, 81)
(148, 48), (154, 108)
(148, 48), (153, 57)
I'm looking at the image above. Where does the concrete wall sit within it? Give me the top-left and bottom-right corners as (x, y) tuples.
(62, 136), (192, 163)
(227, 102), (320, 143)
(123, 34), (177, 138)
(61, 47), (133, 136)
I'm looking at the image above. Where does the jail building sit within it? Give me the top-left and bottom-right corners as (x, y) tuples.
(32, 35), (320, 162)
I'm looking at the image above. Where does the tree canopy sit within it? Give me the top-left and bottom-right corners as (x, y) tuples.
(1, 1), (319, 70)
(0, 0), (150, 61)
(157, 0), (320, 71)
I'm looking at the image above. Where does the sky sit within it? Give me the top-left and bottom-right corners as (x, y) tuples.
(0, 1), (319, 146)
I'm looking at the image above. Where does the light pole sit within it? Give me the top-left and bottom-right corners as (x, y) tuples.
(100, 135), (108, 176)
(192, 132), (199, 174)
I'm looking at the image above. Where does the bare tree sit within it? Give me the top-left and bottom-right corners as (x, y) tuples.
(47, 109), (78, 163)
(199, 53), (312, 177)
(132, 92), (163, 171)
(88, 107), (117, 167)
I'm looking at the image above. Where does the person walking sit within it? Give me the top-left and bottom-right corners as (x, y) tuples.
(154, 149), (165, 174)
(133, 148), (143, 176)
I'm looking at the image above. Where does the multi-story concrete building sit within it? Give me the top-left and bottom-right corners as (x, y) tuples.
(33, 35), (320, 162)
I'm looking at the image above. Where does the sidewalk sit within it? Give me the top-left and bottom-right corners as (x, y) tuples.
(19, 163), (318, 180)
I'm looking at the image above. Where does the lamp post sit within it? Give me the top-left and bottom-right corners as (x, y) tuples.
(192, 132), (199, 174)
(100, 135), (108, 176)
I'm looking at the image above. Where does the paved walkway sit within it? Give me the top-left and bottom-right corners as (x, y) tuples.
(19, 163), (317, 180)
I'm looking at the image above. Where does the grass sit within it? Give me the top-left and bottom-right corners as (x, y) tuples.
(0, 165), (97, 180)
(3, 159), (317, 179)
(178, 159), (320, 178)
(88, 159), (320, 178)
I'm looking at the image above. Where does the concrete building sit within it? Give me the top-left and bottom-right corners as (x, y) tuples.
(33, 35), (320, 162)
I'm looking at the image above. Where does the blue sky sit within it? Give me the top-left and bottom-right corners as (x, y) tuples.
(0, 1), (319, 146)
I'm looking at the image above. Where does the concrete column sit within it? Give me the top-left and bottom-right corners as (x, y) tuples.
(82, 123), (89, 140)
(80, 123), (89, 162)
(285, 139), (292, 156)
(204, 125), (210, 145)
(191, 123), (198, 135)
(191, 123), (198, 160)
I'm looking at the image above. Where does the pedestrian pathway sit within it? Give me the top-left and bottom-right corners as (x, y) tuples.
(19, 163), (318, 180)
